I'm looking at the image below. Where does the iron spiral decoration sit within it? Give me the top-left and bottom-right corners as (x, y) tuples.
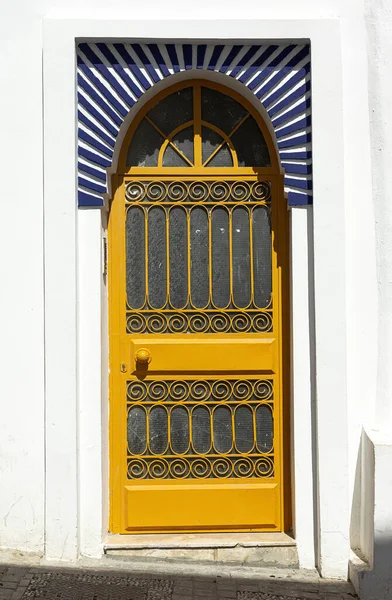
(126, 378), (275, 480)
(125, 180), (271, 204)
(127, 311), (273, 334)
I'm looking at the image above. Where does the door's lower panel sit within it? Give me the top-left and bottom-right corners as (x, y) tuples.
(124, 480), (280, 532)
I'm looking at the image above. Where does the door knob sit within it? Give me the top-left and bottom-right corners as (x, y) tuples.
(135, 348), (152, 365)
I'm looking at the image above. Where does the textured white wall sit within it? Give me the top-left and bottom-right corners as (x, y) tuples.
(365, 0), (392, 432)
(0, 3), (46, 554)
(349, 2), (392, 596)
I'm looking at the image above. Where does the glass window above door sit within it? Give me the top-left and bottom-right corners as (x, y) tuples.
(126, 84), (271, 168)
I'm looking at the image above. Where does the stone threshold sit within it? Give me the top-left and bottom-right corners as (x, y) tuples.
(104, 532), (296, 551)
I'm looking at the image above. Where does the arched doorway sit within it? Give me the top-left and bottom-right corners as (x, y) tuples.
(108, 79), (290, 533)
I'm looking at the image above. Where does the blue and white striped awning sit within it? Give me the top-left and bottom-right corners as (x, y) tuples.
(77, 42), (312, 208)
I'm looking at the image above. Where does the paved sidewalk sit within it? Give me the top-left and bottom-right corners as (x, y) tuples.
(0, 563), (358, 600)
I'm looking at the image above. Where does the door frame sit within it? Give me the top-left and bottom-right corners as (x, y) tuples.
(108, 79), (291, 534)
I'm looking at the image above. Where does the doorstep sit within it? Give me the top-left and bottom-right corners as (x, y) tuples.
(104, 532), (295, 550)
(104, 533), (299, 568)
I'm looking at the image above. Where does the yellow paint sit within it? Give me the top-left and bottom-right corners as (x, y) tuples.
(109, 80), (290, 534)
(124, 481), (279, 531)
(130, 338), (276, 373)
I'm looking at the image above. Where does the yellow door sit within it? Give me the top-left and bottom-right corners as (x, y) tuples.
(109, 81), (290, 533)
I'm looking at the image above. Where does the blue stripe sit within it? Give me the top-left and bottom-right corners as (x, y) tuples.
(207, 45), (224, 70)
(272, 98), (311, 128)
(112, 44), (151, 90)
(284, 176), (312, 190)
(77, 76), (123, 128)
(96, 43), (143, 99)
(268, 81), (311, 118)
(219, 45), (243, 73)
(78, 44), (132, 112)
(89, 43), (136, 107)
(276, 116), (311, 139)
(278, 132), (312, 149)
(78, 111), (116, 148)
(288, 191), (312, 206)
(197, 45), (207, 69)
(238, 45), (278, 83)
(165, 44), (180, 73)
(255, 48), (309, 102)
(78, 146), (111, 168)
(229, 45), (260, 78)
(263, 63), (310, 108)
(147, 44), (171, 77)
(78, 176), (107, 194)
(247, 45), (296, 91)
(77, 94), (119, 137)
(77, 69), (126, 123)
(280, 150), (312, 160)
(78, 129), (114, 158)
(78, 190), (104, 207)
(286, 45), (310, 67)
(78, 161), (107, 181)
(183, 44), (193, 70)
(282, 162), (312, 175)
(131, 44), (160, 83)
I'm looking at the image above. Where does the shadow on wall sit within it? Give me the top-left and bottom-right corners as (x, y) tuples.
(350, 429), (392, 599)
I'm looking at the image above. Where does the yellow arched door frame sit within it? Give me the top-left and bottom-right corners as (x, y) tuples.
(109, 79), (291, 534)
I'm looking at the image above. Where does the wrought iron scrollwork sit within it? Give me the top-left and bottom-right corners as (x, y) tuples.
(126, 378), (275, 480)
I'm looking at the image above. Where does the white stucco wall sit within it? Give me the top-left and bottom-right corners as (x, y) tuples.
(0, 0), (384, 584)
(0, 7), (45, 554)
(365, 0), (392, 433)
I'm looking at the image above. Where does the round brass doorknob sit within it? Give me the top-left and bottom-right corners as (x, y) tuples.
(135, 348), (152, 365)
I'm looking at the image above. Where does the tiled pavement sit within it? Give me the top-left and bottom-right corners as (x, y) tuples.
(0, 564), (358, 600)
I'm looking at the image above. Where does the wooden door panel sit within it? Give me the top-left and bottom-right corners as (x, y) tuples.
(124, 481), (279, 531)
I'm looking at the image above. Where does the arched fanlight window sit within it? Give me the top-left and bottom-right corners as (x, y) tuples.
(126, 84), (271, 168)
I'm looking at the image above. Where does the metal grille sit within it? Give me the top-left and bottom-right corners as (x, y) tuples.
(126, 378), (274, 480)
(125, 180), (272, 334)
(125, 84), (271, 169)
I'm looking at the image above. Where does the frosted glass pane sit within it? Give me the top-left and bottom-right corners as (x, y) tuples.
(252, 206), (272, 308)
(232, 207), (251, 307)
(235, 405), (254, 453)
(211, 207), (230, 308)
(127, 406), (146, 455)
(192, 406), (211, 454)
(162, 145), (189, 166)
(148, 207), (167, 308)
(213, 406), (232, 453)
(190, 207), (209, 308)
(147, 87), (193, 135)
(207, 144), (233, 167)
(201, 87), (248, 134)
(170, 407), (189, 454)
(231, 116), (271, 166)
(256, 405), (273, 452)
(202, 126), (224, 165)
(126, 118), (163, 167)
(126, 206), (145, 309)
(169, 207), (188, 308)
(172, 126), (194, 164)
(149, 406), (168, 454)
